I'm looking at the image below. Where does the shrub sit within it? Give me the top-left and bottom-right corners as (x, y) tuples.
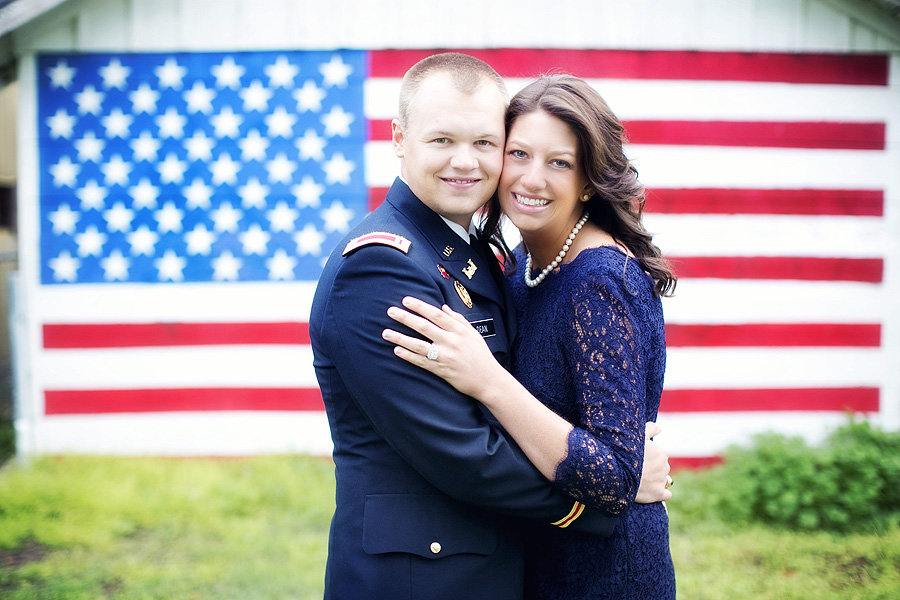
(712, 418), (900, 532)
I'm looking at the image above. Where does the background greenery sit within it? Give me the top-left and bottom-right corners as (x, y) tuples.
(0, 420), (898, 599)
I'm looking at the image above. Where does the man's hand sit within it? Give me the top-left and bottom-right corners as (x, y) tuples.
(635, 422), (672, 504)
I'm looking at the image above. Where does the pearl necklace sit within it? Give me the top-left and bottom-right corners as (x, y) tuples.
(524, 212), (590, 288)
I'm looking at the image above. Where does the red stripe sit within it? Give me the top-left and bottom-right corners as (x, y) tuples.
(670, 256), (883, 282)
(661, 387), (879, 413)
(645, 188), (884, 216)
(670, 456), (723, 471)
(665, 323), (881, 347)
(43, 322), (309, 349)
(369, 49), (889, 85)
(624, 120), (884, 150)
(44, 388), (324, 414)
(369, 118), (885, 149)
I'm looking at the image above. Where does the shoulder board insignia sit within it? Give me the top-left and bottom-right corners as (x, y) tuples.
(342, 232), (411, 256)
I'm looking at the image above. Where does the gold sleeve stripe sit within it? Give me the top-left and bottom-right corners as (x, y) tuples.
(551, 501), (585, 528)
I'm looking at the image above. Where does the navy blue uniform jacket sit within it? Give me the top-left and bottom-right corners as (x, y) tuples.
(310, 179), (617, 600)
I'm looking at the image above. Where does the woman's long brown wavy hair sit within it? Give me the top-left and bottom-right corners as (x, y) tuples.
(481, 74), (676, 296)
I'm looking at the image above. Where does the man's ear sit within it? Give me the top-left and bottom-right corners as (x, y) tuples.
(391, 119), (405, 158)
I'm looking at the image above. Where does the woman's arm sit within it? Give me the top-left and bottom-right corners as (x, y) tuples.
(383, 296), (671, 507)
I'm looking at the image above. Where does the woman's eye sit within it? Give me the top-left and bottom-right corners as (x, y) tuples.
(508, 149), (527, 159)
(552, 159), (572, 169)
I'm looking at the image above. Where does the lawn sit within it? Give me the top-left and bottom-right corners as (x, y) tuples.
(0, 456), (898, 599)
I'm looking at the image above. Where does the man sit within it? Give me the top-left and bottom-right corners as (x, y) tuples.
(310, 53), (670, 600)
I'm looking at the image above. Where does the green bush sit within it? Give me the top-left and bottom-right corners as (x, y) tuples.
(713, 419), (900, 532)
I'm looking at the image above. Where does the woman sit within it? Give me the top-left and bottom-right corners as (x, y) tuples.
(382, 75), (677, 599)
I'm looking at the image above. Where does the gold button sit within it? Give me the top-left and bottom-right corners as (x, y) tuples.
(429, 541), (442, 554)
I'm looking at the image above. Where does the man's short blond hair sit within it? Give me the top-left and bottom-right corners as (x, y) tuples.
(398, 52), (507, 127)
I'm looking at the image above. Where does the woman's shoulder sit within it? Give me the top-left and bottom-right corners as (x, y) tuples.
(566, 246), (657, 302)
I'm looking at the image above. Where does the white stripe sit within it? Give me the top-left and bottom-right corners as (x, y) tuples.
(656, 412), (854, 457)
(663, 280), (884, 324)
(646, 214), (887, 258)
(365, 142), (893, 188)
(365, 78), (897, 121)
(35, 281), (317, 322)
(28, 412), (334, 456)
(39, 346), (317, 389)
(664, 347), (884, 388)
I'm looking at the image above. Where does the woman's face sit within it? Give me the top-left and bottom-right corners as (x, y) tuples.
(498, 109), (589, 242)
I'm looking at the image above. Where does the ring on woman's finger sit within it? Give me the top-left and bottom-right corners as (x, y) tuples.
(426, 343), (439, 361)
(665, 474), (674, 489)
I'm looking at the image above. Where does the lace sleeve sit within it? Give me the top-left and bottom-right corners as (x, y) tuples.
(552, 271), (647, 516)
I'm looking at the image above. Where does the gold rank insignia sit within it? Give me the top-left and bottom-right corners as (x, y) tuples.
(443, 245), (454, 257)
(462, 259), (477, 279)
(454, 280), (473, 308)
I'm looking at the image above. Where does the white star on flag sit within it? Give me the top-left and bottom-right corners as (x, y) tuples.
(321, 105), (354, 137)
(184, 81), (216, 113)
(49, 251), (80, 281)
(184, 130), (214, 161)
(320, 55), (353, 88)
(266, 153), (297, 183)
(47, 109), (76, 138)
(320, 201), (355, 233)
(294, 80), (326, 112)
(102, 108), (133, 138)
(76, 181), (106, 209)
(297, 129), (327, 161)
(210, 153), (241, 185)
(75, 132), (105, 162)
(158, 153), (188, 184)
(212, 251), (242, 281)
(155, 202), (184, 233)
(130, 179), (160, 209)
(101, 250), (130, 281)
(294, 223), (326, 256)
(239, 224), (271, 255)
(156, 58), (187, 89)
(103, 202), (135, 232)
(51, 156), (80, 187)
(156, 107), (188, 138)
(292, 176), (325, 208)
(211, 202), (242, 233)
(74, 85), (104, 115)
(238, 178), (270, 209)
(99, 58), (130, 89)
(184, 179), (213, 209)
(130, 131), (160, 161)
(49, 204), (79, 235)
(266, 56), (300, 88)
(212, 57), (245, 89)
(185, 224), (216, 255)
(267, 202), (299, 232)
(127, 226), (160, 256)
(266, 106), (297, 138)
(240, 80), (273, 112)
(130, 84), (160, 113)
(266, 249), (297, 280)
(239, 130), (269, 161)
(211, 106), (243, 138)
(322, 152), (355, 185)
(155, 249), (187, 281)
(48, 59), (76, 89)
(75, 225), (107, 257)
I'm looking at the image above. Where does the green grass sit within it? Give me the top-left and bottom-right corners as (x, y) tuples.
(1, 457), (898, 599)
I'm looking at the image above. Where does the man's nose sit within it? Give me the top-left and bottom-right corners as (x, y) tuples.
(450, 146), (478, 171)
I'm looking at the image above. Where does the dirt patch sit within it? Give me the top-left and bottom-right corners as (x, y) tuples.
(0, 538), (48, 568)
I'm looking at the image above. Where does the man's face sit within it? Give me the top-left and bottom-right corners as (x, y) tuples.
(392, 73), (506, 228)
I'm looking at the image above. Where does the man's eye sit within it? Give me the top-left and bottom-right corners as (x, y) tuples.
(432, 137), (449, 144)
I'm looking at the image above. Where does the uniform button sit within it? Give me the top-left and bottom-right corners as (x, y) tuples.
(430, 541), (442, 554)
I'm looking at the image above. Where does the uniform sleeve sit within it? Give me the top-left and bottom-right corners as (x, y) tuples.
(554, 271), (648, 516)
(321, 245), (617, 534)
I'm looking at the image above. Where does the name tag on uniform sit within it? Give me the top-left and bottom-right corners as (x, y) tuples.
(469, 318), (497, 338)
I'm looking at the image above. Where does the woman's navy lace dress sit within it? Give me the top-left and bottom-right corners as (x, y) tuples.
(509, 245), (676, 600)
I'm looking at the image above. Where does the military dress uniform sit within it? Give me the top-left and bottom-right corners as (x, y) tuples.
(310, 179), (617, 600)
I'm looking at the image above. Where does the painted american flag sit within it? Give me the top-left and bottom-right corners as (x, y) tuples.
(29, 49), (892, 462)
